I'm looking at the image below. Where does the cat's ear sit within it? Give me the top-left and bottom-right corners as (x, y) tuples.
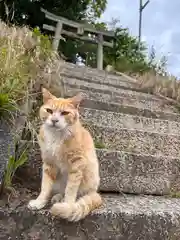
(42, 87), (55, 103)
(70, 92), (86, 108)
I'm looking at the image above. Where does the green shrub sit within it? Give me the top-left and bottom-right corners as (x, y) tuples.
(0, 21), (59, 191)
(4, 143), (28, 189)
(0, 93), (16, 121)
(0, 21), (56, 120)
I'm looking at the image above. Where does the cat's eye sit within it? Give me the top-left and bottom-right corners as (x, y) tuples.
(61, 111), (69, 116)
(46, 108), (53, 114)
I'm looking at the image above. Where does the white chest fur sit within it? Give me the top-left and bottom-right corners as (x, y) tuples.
(39, 126), (65, 166)
(43, 132), (59, 156)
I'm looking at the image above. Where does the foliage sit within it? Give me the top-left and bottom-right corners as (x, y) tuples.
(0, 0), (171, 92)
(104, 26), (150, 73)
(32, 27), (53, 58)
(0, 94), (16, 121)
(0, 0), (107, 26)
(169, 191), (180, 198)
(0, 0), (107, 65)
(58, 21), (108, 65)
(0, 0), (168, 76)
(4, 142), (28, 189)
(147, 45), (168, 75)
(0, 21), (55, 120)
(94, 21), (108, 30)
(89, 18), (168, 75)
(66, 16), (169, 75)
(94, 139), (106, 149)
(0, 21), (60, 191)
(72, 21), (152, 73)
(87, 0), (107, 21)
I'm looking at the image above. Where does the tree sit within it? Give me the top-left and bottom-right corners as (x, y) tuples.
(0, 0), (107, 28)
(0, 0), (107, 62)
(0, 1), (157, 75)
(148, 46), (168, 75)
(74, 18), (150, 72)
(102, 18), (152, 73)
(86, 0), (107, 22)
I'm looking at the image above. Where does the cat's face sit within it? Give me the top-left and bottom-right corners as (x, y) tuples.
(40, 88), (84, 130)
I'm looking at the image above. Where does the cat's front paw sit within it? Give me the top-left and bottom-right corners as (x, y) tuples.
(28, 199), (47, 210)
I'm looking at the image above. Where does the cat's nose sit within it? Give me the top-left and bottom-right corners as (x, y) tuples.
(51, 119), (58, 125)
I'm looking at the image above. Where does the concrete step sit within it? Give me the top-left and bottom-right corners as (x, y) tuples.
(97, 149), (180, 195)
(63, 85), (179, 120)
(80, 108), (180, 135)
(65, 86), (170, 112)
(24, 142), (180, 195)
(84, 123), (180, 158)
(62, 61), (138, 84)
(61, 67), (139, 90)
(80, 99), (180, 122)
(62, 75), (174, 106)
(1, 192), (180, 240)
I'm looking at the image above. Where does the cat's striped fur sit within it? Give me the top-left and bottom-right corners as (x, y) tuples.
(28, 87), (102, 222)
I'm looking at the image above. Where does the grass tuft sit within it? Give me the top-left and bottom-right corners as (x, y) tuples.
(134, 71), (180, 104)
(0, 21), (60, 116)
(94, 140), (106, 149)
(0, 21), (63, 191)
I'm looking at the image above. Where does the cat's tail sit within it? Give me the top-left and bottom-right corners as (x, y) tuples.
(50, 192), (102, 222)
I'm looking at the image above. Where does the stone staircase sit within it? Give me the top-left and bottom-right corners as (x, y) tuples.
(1, 63), (180, 239)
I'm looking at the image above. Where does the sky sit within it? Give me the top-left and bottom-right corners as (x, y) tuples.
(101, 0), (180, 77)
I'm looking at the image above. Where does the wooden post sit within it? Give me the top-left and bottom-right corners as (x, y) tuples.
(52, 21), (62, 51)
(97, 33), (103, 70)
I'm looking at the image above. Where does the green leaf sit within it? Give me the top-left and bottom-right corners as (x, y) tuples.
(14, 149), (27, 171)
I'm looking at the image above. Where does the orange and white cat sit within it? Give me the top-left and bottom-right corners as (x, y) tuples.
(28, 87), (102, 222)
